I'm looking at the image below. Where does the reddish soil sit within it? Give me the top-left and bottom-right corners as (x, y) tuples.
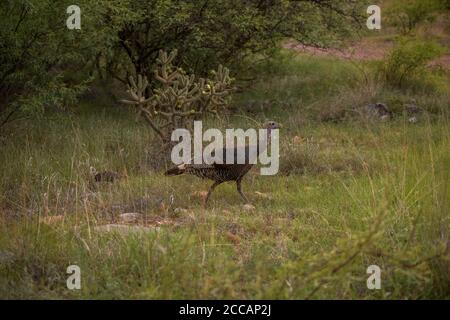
(284, 39), (450, 69)
(284, 39), (390, 61)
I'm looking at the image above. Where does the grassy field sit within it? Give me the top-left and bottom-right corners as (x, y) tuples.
(0, 51), (449, 299)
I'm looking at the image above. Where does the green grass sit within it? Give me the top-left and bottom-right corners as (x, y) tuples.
(0, 51), (449, 299)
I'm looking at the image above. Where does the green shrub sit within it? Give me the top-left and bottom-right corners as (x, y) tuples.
(379, 37), (446, 88)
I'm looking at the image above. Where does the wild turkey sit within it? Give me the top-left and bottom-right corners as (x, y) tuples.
(165, 121), (280, 205)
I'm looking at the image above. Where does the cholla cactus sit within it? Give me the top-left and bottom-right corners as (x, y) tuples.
(121, 50), (234, 143)
(121, 74), (151, 106)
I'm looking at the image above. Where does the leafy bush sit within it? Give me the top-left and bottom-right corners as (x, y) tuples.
(387, 0), (444, 34)
(379, 37), (446, 88)
(0, 0), (115, 131)
(100, 0), (364, 81)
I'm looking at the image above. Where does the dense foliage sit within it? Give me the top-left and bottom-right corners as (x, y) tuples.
(386, 0), (445, 34)
(379, 37), (446, 88)
(0, 0), (364, 130)
(102, 0), (363, 79)
(0, 0), (113, 128)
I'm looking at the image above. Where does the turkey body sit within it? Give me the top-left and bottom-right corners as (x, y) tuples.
(165, 145), (259, 204)
(164, 121), (280, 205)
(185, 145), (256, 181)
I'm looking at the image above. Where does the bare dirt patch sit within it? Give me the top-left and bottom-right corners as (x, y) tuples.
(284, 39), (391, 61)
(284, 38), (450, 69)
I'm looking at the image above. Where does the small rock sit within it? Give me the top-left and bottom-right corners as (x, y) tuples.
(174, 207), (189, 214)
(118, 212), (143, 223)
(243, 204), (256, 212)
(191, 191), (208, 200)
(408, 116), (418, 124)
(94, 224), (159, 235)
(254, 191), (272, 199)
(292, 136), (304, 144)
